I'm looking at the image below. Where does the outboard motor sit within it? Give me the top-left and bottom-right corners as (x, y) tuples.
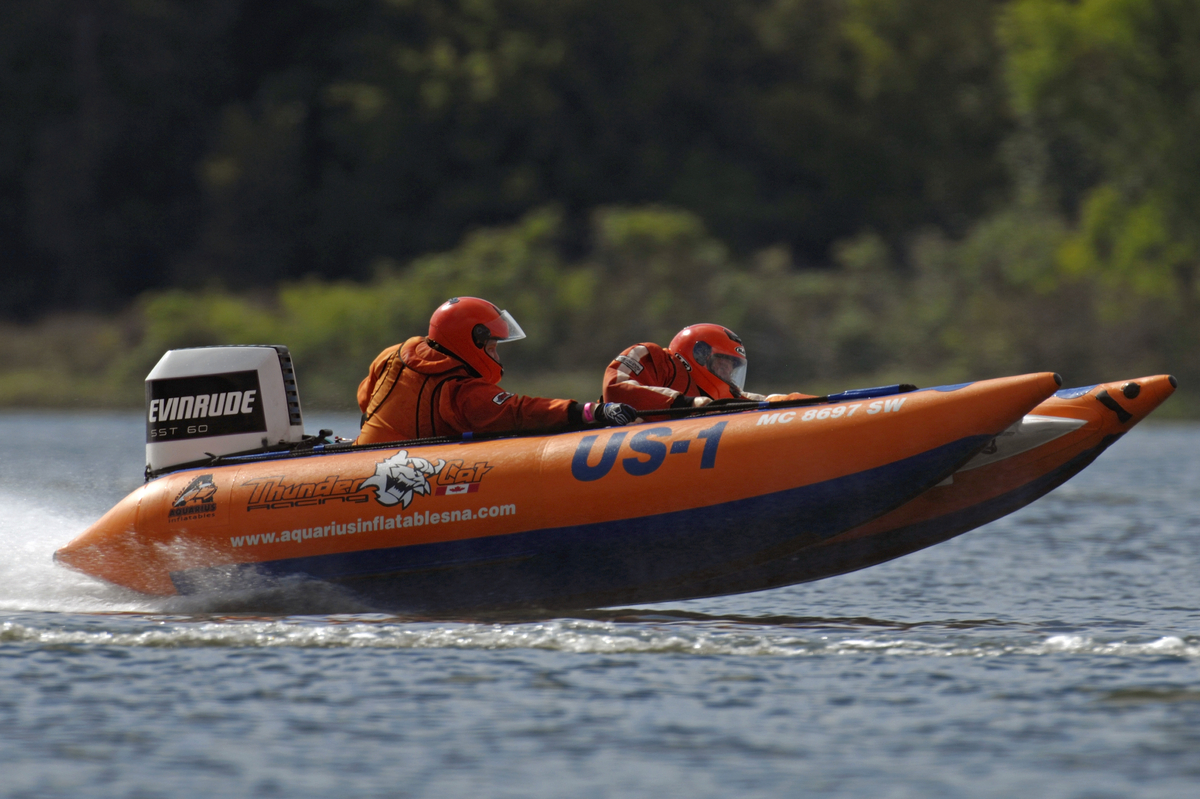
(145, 345), (305, 477)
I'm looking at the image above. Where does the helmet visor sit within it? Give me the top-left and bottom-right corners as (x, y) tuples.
(476, 309), (527, 346)
(492, 309), (526, 343)
(708, 353), (747, 392)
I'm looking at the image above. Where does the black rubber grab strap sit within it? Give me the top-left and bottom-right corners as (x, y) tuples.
(1095, 389), (1133, 423)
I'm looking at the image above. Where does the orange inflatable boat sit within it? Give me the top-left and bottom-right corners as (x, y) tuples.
(54, 346), (1068, 612)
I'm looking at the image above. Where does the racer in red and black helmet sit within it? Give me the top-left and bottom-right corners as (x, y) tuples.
(602, 324), (814, 414)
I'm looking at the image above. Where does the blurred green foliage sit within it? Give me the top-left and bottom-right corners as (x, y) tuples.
(3, 0), (1013, 316)
(2, 0), (1197, 414)
(6, 203), (1193, 415)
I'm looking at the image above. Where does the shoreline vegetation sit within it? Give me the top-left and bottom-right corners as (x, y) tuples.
(5, 2), (1198, 414)
(4, 206), (1195, 418)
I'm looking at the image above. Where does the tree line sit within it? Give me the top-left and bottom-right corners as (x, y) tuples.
(1, 0), (1197, 410)
(4, 0), (1014, 315)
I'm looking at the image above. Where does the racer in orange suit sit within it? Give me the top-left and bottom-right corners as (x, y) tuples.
(601, 324), (815, 414)
(358, 297), (637, 444)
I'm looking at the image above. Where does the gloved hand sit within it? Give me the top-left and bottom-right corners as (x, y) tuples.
(691, 396), (714, 407)
(584, 401), (639, 426)
(739, 392), (767, 402)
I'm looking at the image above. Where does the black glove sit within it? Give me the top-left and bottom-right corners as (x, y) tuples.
(592, 402), (638, 426)
(898, 383), (919, 393)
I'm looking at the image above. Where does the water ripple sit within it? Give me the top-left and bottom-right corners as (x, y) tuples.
(2, 617), (1197, 660)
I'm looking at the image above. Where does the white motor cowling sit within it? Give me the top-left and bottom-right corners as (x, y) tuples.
(145, 345), (305, 476)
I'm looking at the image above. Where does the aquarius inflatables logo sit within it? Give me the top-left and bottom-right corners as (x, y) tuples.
(169, 473), (218, 521)
(362, 450), (447, 508)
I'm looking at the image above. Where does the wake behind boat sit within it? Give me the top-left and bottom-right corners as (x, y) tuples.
(53, 346), (1074, 612)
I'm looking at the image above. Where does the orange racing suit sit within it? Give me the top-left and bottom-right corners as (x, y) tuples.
(357, 337), (578, 444)
(602, 342), (702, 413)
(602, 342), (816, 412)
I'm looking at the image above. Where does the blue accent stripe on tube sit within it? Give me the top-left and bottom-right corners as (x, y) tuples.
(681, 436), (1123, 598)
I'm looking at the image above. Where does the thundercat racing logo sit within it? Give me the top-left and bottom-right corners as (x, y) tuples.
(434, 460), (493, 496)
(362, 450), (446, 508)
(240, 455), (494, 512)
(242, 473), (367, 511)
(169, 474), (218, 521)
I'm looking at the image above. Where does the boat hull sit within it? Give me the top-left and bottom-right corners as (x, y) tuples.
(667, 375), (1177, 599)
(55, 373), (1062, 612)
(173, 439), (982, 611)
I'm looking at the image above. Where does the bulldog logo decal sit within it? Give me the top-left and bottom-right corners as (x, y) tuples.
(362, 450), (446, 508)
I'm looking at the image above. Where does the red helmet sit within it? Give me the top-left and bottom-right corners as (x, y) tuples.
(668, 324), (748, 400)
(427, 297), (526, 384)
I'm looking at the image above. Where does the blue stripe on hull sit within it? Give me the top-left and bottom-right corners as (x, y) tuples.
(675, 435), (1123, 599)
(172, 435), (992, 612)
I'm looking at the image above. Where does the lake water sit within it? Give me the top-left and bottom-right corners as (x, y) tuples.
(2, 411), (1199, 798)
